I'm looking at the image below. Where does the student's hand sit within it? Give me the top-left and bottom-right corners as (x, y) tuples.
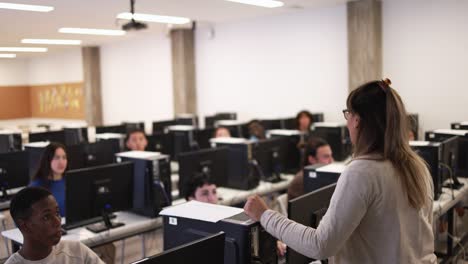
(244, 195), (269, 221)
(276, 240), (287, 257)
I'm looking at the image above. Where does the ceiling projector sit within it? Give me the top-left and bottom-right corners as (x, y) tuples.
(122, 20), (147, 31)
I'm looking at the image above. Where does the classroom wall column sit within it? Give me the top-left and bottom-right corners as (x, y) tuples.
(82, 46), (103, 126)
(171, 28), (197, 115)
(347, 0), (382, 91)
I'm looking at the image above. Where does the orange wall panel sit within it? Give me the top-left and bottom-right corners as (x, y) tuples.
(29, 82), (85, 119)
(0, 86), (32, 119)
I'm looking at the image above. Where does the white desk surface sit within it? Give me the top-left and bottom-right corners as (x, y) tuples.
(2, 211), (162, 248)
(217, 174), (294, 206)
(432, 177), (468, 218)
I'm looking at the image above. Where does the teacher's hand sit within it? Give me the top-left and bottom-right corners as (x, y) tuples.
(244, 195), (269, 221)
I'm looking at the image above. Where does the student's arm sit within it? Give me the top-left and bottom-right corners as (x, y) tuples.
(260, 162), (371, 260)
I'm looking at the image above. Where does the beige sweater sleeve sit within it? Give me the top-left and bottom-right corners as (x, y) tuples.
(260, 164), (370, 260)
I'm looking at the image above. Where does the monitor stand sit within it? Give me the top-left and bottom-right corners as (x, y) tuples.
(86, 210), (124, 233)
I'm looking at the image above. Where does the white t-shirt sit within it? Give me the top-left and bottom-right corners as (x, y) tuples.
(5, 240), (105, 264)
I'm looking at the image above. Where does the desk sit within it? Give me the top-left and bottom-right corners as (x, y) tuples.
(2, 211), (161, 251)
(217, 174), (294, 206)
(171, 174), (294, 206)
(432, 177), (468, 263)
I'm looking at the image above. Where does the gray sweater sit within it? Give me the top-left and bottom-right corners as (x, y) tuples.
(261, 158), (436, 264)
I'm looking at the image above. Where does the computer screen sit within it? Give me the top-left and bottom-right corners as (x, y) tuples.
(193, 128), (216, 149)
(0, 151), (30, 197)
(132, 232), (225, 264)
(152, 120), (178, 134)
(259, 119), (283, 131)
(288, 183), (336, 264)
(410, 142), (442, 200)
(64, 162), (134, 229)
(439, 136), (463, 188)
(123, 122), (145, 132)
(252, 137), (289, 181)
(146, 132), (170, 153)
(0, 133), (22, 153)
(426, 130), (468, 180)
(311, 124), (351, 161)
(178, 147), (229, 198)
(29, 130), (67, 145)
(66, 140), (120, 170)
(95, 124), (127, 134)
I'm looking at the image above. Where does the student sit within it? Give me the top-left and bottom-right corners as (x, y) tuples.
(184, 175), (218, 204)
(244, 79), (436, 263)
(213, 127), (231, 138)
(247, 120), (266, 141)
(30, 142), (67, 217)
(6, 187), (104, 264)
(125, 128), (148, 151)
(296, 110), (314, 133)
(288, 137), (334, 200)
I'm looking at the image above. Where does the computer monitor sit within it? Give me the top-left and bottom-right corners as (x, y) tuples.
(439, 136), (463, 188)
(0, 151), (29, 199)
(252, 137), (289, 182)
(311, 123), (351, 161)
(451, 122), (468, 130)
(268, 130), (305, 173)
(303, 164), (343, 194)
(215, 120), (248, 138)
(123, 122), (145, 132)
(0, 132), (22, 153)
(259, 119), (283, 131)
(152, 120), (178, 134)
(410, 141), (443, 200)
(64, 162), (134, 231)
(146, 132), (170, 153)
(29, 130), (66, 145)
(167, 126), (198, 161)
(204, 113), (237, 129)
(95, 124), (126, 134)
(178, 147), (229, 198)
(193, 128), (216, 149)
(132, 232), (225, 264)
(280, 117), (297, 130)
(311, 112), (325, 123)
(176, 114), (198, 128)
(288, 183), (336, 264)
(66, 140), (120, 170)
(426, 129), (468, 178)
(210, 138), (259, 190)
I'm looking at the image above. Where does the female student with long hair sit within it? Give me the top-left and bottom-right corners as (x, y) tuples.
(30, 142), (68, 217)
(244, 79), (436, 263)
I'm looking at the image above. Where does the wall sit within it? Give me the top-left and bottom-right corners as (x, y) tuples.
(0, 86), (31, 119)
(27, 49), (83, 85)
(195, 5), (349, 123)
(0, 59), (29, 86)
(383, 0), (468, 133)
(100, 34), (174, 132)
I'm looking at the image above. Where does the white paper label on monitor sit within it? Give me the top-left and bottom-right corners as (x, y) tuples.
(169, 217), (178, 226)
(308, 172), (317, 178)
(116, 157), (122, 163)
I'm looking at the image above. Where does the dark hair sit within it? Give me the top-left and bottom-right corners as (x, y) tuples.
(184, 175), (215, 201)
(10, 187), (52, 227)
(125, 128), (147, 144)
(347, 79), (429, 209)
(295, 110), (313, 130)
(247, 120), (266, 140)
(306, 137), (329, 159)
(33, 142), (67, 182)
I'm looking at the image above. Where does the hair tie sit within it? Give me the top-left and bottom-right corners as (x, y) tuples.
(378, 78), (392, 93)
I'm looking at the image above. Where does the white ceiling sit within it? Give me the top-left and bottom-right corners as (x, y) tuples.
(0, 0), (350, 58)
